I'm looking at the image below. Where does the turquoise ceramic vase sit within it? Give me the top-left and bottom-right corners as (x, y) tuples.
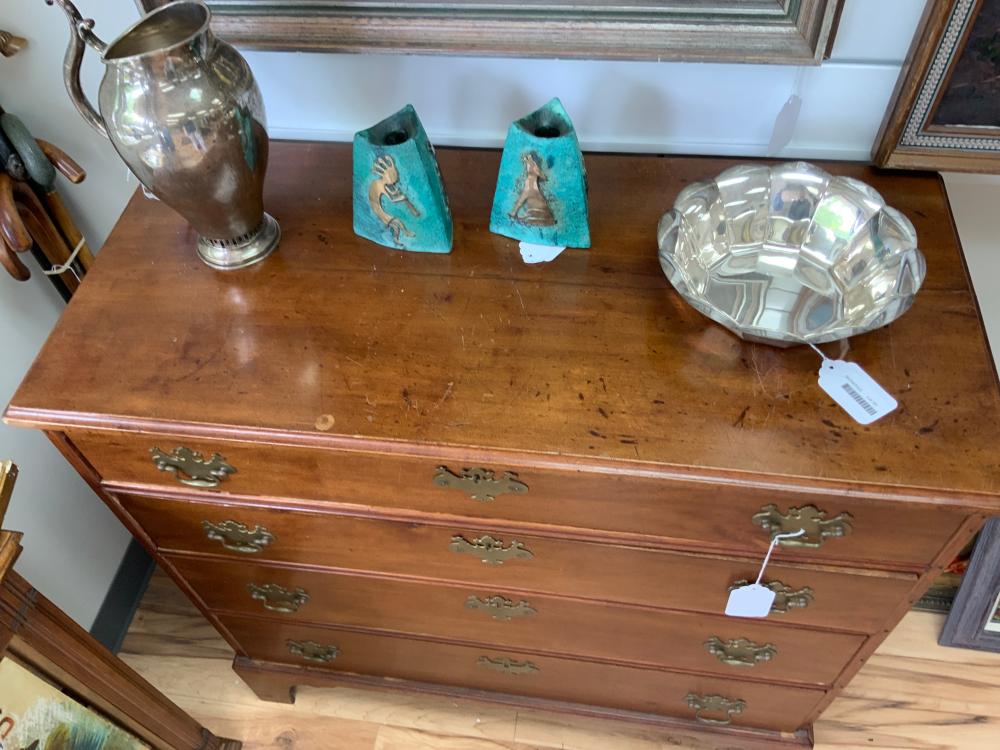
(489, 98), (589, 248)
(353, 105), (452, 253)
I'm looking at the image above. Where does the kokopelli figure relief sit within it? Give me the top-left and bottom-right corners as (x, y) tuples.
(509, 151), (556, 227)
(369, 154), (420, 245)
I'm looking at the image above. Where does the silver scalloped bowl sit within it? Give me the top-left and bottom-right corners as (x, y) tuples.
(657, 162), (926, 347)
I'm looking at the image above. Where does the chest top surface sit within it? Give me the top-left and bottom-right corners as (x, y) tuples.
(6, 142), (1000, 498)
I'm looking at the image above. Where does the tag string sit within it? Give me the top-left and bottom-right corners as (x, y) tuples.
(806, 341), (829, 362)
(755, 529), (806, 585)
(43, 237), (86, 279)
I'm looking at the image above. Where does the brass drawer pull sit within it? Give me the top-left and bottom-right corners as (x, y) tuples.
(287, 639), (338, 663)
(728, 579), (814, 614)
(433, 466), (528, 502)
(477, 655), (539, 675)
(704, 636), (776, 667)
(685, 693), (746, 726)
(248, 583), (309, 613)
(449, 534), (533, 566)
(751, 504), (853, 548)
(202, 519), (274, 553)
(466, 595), (537, 620)
(150, 446), (235, 488)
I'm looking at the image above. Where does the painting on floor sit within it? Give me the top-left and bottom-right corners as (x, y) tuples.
(0, 658), (148, 750)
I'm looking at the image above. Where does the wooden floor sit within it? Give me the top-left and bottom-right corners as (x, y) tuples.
(120, 570), (1000, 750)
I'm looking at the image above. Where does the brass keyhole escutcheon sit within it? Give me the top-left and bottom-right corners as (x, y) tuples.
(465, 595), (537, 621)
(287, 639), (338, 663)
(202, 519), (275, 553)
(477, 655), (539, 675)
(704, 636), (776, 667)
(151, 446), (236, 488)
(685, 693), (746, 726)
(449, 534), (533, 565)
(433, 466), (528, 502)
(248, 583), (309, 613)
(751, 504), (853, 548)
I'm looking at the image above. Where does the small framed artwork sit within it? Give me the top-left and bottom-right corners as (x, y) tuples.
(874, 0), (1000, 172)
(0, 657), (150, 750)
(939, 517), (1000, 652)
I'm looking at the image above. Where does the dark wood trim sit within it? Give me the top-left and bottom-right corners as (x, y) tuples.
(231, 655), (813, 747)
(136, 0), (842, 65)
(1, 568), (240, 750)
(939, 517), (1000, 652)
(90, 537), (156, 653)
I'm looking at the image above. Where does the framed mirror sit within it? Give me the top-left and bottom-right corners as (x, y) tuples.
(136, 0), (843, 63)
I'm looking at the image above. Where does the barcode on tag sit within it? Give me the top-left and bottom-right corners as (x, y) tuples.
(818, 360), (897, 425)
(840, 381), (877, 417)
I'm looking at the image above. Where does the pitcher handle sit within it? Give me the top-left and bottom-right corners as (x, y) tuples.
(46, 0), (109, 138)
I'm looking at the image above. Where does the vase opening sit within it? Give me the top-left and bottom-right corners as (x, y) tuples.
(382, 130), (410, 146)
(533, 124), (562, 138)
(104, 2), (209, 61)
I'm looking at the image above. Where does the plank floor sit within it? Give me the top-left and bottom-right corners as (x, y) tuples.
(120, 570), (1000, 750)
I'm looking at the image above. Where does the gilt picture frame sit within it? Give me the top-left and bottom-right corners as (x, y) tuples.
(939, 517), (1000, 652)
(875, 0), (1000, 172)
(135, 0), (843, 64)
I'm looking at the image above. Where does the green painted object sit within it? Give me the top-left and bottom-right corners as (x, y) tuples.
(353, 105), (452, 253)
(489, 98), (589, 248)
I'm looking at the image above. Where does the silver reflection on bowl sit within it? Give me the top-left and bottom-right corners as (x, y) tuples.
(657, 162), (926, 347)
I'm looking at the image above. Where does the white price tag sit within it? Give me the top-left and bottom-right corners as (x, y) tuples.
(818, 359), (897, 425)
(725, 584), (776, 618)
(725, 528), (804, 619)
(519, 242), (566, 264)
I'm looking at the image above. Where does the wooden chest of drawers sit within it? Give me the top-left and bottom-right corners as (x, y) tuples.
(7, 143), (1000, 746)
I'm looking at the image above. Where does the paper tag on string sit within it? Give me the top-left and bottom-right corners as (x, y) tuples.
(725, 584), (776, 618)
(818, 359), (897, 425)
(519, 242), (566, 264)
(725, 529), (804, 618)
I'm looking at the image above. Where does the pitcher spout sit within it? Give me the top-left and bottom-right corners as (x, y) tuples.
(46, 0), (109, 138)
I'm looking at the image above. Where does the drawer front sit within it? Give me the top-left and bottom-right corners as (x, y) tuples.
(169, 554), (864, 686)
(220, 614), (824, 733)
(121, 491), (915, 633)
(76, 428), (963, 567)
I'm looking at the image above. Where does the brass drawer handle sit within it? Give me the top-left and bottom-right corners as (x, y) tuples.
(287, 639), (338, 663)
(151, 446), (235, 488)
(248, 583), (309, 613)
(685, 693), (746, 726)
(433, 466), (528, 503)
(704, 636), (776, 667)
(477, 655), (539, 675)
(728, 579), (814, 614)
(202, 519), (275, 553)
(449, 534), (533, 566)
(751, 504), (853, 548)
(466, 595), (537, 620)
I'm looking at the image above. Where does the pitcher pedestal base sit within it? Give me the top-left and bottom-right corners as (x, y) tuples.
(197, 213), (280, 270)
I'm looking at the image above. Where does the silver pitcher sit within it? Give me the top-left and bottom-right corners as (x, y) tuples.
(47, 0), (280, 269)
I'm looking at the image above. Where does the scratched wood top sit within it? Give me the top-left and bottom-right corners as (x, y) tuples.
(6, 142), (1000, 497)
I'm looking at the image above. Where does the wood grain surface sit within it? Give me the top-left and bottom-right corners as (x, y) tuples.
(166, 553), (866, 686)
(117, 489), (917, 632)
(120, 569), (1000, 749)
(7, 143), (1000, 502)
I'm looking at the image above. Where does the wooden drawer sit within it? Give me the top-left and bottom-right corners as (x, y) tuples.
(169, 554), (865, 686)
(121, 491), (915, 633)
(219, 614), (825, 733)
(75, 428), (963, 567)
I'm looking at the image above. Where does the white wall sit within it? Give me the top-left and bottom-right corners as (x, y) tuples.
(0, 0), (139, 629)
(249, 0), (927, 160)
(0, 0), (926, 628)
